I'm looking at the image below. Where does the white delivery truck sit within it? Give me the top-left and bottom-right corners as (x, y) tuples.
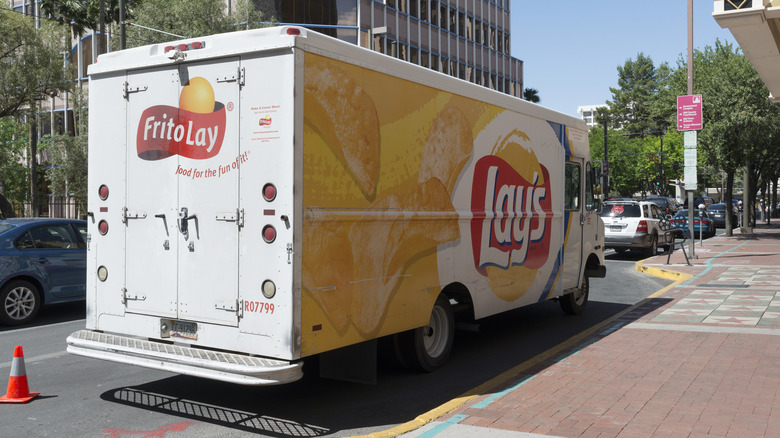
(67, 26), (606, 385)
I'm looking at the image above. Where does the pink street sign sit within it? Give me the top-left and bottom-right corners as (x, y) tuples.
(677, 94), (702, 131)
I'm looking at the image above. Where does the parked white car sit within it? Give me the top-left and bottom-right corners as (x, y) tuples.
(599, 200), (671, 256)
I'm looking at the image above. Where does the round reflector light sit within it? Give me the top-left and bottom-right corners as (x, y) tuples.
(97, 266), (108, 282)
(286, 28), (301, 36)
(263, 183), (277, 202)
(262, 280), (276, 299)
(98, 220), (109, 235)
(98, 184), (109, 200)
(262, 225), (276, 243)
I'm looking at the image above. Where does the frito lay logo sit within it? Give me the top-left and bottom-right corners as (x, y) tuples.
(470, 155), (553, 274)
(136, 77), (226, 160)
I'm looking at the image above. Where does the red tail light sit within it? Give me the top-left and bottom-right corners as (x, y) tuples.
(637, 220), (648, 233)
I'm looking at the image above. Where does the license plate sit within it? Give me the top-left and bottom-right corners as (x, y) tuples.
(610, 225), (622, 232)
(171, 320), (198, 341)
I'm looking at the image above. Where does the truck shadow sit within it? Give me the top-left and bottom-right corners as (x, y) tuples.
(98, 297), (672, 437)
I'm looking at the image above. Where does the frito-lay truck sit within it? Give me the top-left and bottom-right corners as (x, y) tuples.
(67, 26), (606, 385)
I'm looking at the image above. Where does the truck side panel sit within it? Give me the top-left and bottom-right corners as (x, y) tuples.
(300, 53), (587, 356)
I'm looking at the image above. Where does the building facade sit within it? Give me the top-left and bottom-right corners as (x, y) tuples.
(268, 0), (523, 97)
(577, 105), (606, 128)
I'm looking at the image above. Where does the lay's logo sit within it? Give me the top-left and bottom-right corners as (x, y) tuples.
(470, 155), (553, 275)
(136, 77), (226, 160)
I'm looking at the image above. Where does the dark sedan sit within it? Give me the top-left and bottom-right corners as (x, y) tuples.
(708, 203), (738, 228)
(0, 218), (87, 325)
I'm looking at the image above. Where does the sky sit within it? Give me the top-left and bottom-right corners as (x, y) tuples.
(511, 1), (739, 118)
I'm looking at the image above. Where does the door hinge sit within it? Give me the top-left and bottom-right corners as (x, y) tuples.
(287, 243), (293, 264)
(121, 288), (146, 304)
(216, 208), (244, 228)
(123, 81), (148, 98)
(122, 207), (147, 224)
(215, 299), (244, 318)
(216, 67), (245, 87)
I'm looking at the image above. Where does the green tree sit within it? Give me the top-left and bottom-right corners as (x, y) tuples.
(41, 90), (89, 216)
(607, 53), (668, 138)
(124, 0), (265, 47)
(0, 118), (28, 218)
(0, 10), (70, 118)
(522, 87), (540, 103)
(668, 40), (780, 232)
(39, 0), (133, 38)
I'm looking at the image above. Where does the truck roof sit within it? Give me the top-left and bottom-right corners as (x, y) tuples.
(89, 26), (587, 150)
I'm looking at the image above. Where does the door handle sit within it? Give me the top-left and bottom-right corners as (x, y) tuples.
(179, 207), (197, 240)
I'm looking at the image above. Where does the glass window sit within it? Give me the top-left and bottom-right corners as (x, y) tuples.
(565, 163), (581, 211)
(25, 224), (79, 249)
(585, 163), (596, 211)
(15, 231), (34, 250)
(440, 4), (447, 28)
(421, 0), (428, 21)
(449, 7), (457, 33)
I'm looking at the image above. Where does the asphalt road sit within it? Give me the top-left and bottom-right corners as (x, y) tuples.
(0, 254), (671, 438)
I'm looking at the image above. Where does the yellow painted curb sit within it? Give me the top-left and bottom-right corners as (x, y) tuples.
(354, 263), (695, 438)
(635, 259), (694, 299)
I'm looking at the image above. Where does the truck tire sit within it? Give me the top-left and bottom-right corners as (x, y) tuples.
(560, 276), (588, 315)
(1, 280), (41, 326)
(393, 294), (454, 372)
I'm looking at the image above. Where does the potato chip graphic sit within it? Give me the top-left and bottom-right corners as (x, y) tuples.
(348, 178), (459, 335)
(304, 56), (380, 200)
(419, 106), (473, 196)
(302, 220), (354, 332)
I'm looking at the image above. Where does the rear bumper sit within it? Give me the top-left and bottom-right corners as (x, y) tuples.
(66, 330), (303, 385)
(604, 233), (652, 249)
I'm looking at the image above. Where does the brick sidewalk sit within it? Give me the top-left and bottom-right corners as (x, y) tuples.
(396, 225), (780, 438)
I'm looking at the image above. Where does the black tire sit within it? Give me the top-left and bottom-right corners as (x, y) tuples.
(645, 235), (658, 256)
(0, 280), (41, 326)
(614, 248), (627, 254)
(560, 276), (589, 315)
(393, 294), (454, 372)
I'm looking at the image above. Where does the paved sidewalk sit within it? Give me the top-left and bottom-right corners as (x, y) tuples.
(391, 224), (780, 438)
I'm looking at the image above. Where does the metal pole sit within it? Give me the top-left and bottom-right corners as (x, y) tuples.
(687, 0), (696, 259)
(120, 0), (126, 50)
(603, 117), (609, 198)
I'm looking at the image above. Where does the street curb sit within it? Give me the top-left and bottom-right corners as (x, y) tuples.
(358, 263), (692, 438)
(634, 259), (692, 284)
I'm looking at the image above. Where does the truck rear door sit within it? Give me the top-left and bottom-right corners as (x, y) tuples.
(124, 59), (241, 326)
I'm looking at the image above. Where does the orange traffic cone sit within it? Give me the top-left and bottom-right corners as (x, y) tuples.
(0, 345), (39, 403)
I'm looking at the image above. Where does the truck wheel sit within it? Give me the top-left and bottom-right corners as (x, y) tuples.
(560, 277), (588, 315)
(393, 294), (454, 372)
(1, 280), (41, 326)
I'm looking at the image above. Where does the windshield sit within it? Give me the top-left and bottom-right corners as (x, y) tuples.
(599, 204), (641, 218)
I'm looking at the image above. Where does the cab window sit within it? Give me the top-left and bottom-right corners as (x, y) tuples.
(565, 163), (581, 210)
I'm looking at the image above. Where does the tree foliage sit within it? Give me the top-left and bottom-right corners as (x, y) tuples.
(607, 53), (668, 138)
(41, 90), (89, 216)
(124, 0), (266, 47)
(0, 118), (28, 218)
(522, 87), (540, 103)
(39, 0), (136, 37)
(0, 9), (71, 118)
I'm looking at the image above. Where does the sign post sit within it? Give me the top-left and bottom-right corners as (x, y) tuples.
(679, 94), (702, 257)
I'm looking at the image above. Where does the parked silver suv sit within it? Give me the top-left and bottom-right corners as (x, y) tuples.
(599, 200), (669, 256)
